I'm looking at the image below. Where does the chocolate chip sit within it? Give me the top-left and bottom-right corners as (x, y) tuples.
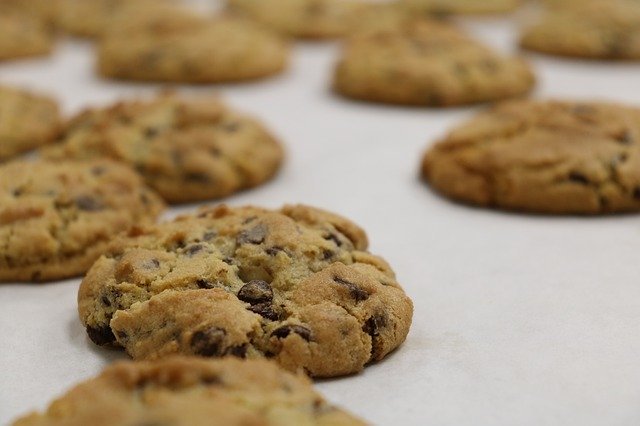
(324, 233), (342, 247)
(363, 315), (388, 361)
(222, 257), (234, 265)
(101, 295), (111, 307)
(242, 216), (257, 224)
(196, 278), (215, 289)
(322, 250), (334, 260)
(11, 188), (23, 197)
(185, 244), (204, 257)
(568, 172), (590, 185)
(202, 231), (216, 241)
(90, 166), (106, 176)
(222, 122), (241, 133)
(633, 187), (640, 200)
(266, 246), (284, 256)
(191, 327), (226, 357)
(616, 131), (633, 145)
(249, 302), (280, 321)
(363, 315), (387, 337)
(237, 224), (267, 245)
(226, 344), (248, 358)
(271, 325), (312, 342)
(202, 375), (221, 385)
(144, 127), (160, 138)
(185, 172), (211, 183)
(333, 277), (369, 302)
(76, 196), (104, 211)
(238, 280), (273, 304)
(86, 325), (116, 346)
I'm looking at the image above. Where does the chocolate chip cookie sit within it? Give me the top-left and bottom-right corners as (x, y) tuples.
(0, 11), (54, 61)
(0, 159), (165, 282)
(42, 93), (284, 204)
(333, 20), (535, 106)
(421, 100), (640, 214)
(227, 0), (368, 39)
(56, 0), (183, 38)
(97, 17), (289, 83)
(0, 86), (61, 162)
(12, 357), (367, 425)
(401, 0), (521, 15)
(520, 0), (640, 60)
(78, 204), (413, 377)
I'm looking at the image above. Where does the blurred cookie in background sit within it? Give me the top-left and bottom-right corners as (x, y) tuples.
(421, 100), (640, 214)
(333, 20), (535, 106)
(42, 92), (284, 203)
(0, 159), (164, 282)
(97, 13), (289, 83)
(0, 11), (54, 61)
(0, 86), (60, 161)
(55, 0), (183, 38)
(401, 0), (521, 15)
(521, 0), (640, 59)
(226, 0), (368, 39)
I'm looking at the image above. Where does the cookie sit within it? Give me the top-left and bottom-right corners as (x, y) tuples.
(520, 0), (640, 59)
(0, 86), (61, 162)
(13, 357), (367, 426)
(227, 0), (368, 39)
(421, 100), (640, 214)
(333, 20), (535, 106)
(0, 0), (59, 24)
(0, 159), (164, 282)
(0, 11), (54, 61)
(97, 17), (289, 83)
(401, 0), (520, 15)
(78, 204), (413, 377)
(55, 0), (181, 38)
(42, 93), (284, 204)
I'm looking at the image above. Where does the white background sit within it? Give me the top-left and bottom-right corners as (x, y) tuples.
(2, 2), (640, 425)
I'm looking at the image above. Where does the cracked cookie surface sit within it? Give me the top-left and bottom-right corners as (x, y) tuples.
(0, 11), (53, 61)
(401, 0), (520, 15)
(227, 0), (368, 39)
(97, 16), (289, 83)
(421, 100), (640, 214)
(0, 86), (60, 161)
(0, 159), (164, 282)
(78, 204), (413, 378)
(42, 93), (284, 204)
(521, 0), (640, 60)
(333, 20), (535, 106)
(13, 357), (367, 426)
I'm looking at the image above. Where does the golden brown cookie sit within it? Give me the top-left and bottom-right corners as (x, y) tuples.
(227, 0), (368, 39)
(333, 20), (535, 106)
(0, 11), (54, 61)
(78, 204), (413, 378)
(421, 100), (640, 214)
(42, 93), (284, 204)
(55, 0), (184, 38)
(13, 357), (367, 426)
(401, 0), (521, 15)
(521, 0), (640, 59)
(0, 86), (61, 162)
(0, 159), (164, 282)
(97, 17), (289, 83)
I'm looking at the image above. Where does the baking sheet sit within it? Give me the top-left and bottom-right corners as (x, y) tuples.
(2, 6), (640, 426)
